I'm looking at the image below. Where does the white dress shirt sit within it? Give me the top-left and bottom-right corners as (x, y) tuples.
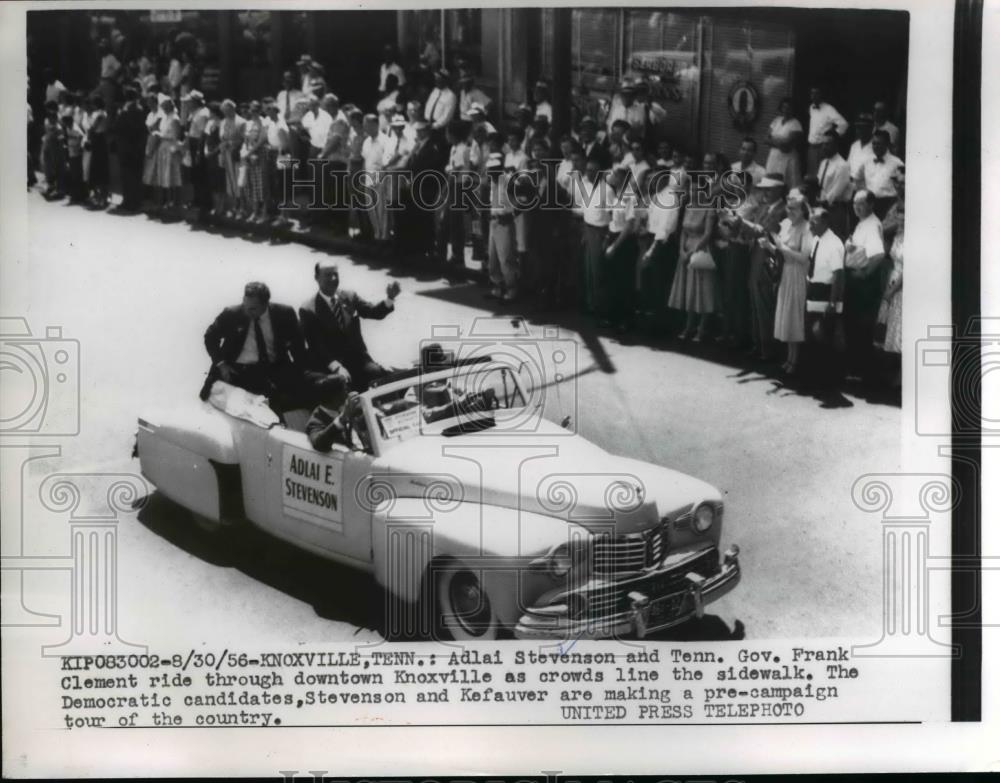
(647, 187), (683, 241)
(807, 229), (845, 312)
(857, 152), (903, 198)
(302, 108), (333, 150)
(378, 62), (406, 93)
(361, 134), (386, 173)
(276, 88), (304, 122)
(236, 309), (275, 364)
(848, 140), (873, 181)
(846, 213), (884, 270)
(424, 88), (457, 130)
(807, 101), (848, 145)
(608, 192), (636, 234)
(575, 176), (611, 228)
(816, 153), (852, 204)
(731, 160), (766, 186)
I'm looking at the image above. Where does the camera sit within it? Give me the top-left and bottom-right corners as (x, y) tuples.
(420, 318), (578, 435)
(0, 318), (80, 436)
(915, 318), (997, 437)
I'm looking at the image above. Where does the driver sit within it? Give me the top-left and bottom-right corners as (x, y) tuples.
(306, 376), (361, 452)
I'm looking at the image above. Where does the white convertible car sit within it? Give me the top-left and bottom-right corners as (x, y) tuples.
(137, 355), (740, 640)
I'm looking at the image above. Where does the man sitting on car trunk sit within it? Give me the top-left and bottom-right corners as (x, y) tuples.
(200, 281), (310, 407)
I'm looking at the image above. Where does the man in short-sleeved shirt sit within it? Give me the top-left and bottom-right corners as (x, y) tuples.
(806, 87), (848, 175)
(731, 137), (766, 186)
(843, 190), (886, 381)
(855, 130), (903, 219)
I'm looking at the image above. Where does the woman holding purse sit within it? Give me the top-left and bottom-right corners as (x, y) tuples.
(668, 159), (718, 342)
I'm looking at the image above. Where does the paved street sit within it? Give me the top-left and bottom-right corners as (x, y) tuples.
(11, 193), (902, 648)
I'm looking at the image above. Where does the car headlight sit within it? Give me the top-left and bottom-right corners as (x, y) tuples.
(693, 503), (715, 534)
(545, 537), (591, 579)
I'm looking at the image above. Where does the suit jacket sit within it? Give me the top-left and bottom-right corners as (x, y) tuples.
(299, 290), (394, 374)
(204, 302), (306, 367)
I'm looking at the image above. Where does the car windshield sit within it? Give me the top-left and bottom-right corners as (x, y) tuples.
(369, 365), (528, 447)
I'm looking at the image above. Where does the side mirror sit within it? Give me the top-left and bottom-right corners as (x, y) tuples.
(560, 415), (572, 430)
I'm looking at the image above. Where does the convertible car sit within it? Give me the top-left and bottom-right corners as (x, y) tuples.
(136, 355), (740, 640)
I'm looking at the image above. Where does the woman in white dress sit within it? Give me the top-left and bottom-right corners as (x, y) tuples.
(765, 98), (803, 189)
(765, 191), (813, 374)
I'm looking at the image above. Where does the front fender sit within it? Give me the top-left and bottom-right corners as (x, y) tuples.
(372, 500), (582, 627)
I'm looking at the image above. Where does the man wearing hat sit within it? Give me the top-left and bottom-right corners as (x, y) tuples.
(184, 90), (211, 223)
(424, 70), (457, 134)
(458, 70), (492, 122)
(734, 173), (787, 361)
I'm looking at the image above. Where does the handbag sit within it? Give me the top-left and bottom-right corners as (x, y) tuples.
(688, 249), (716, 271)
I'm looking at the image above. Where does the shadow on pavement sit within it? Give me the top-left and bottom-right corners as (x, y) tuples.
(135, 491), (387, 635)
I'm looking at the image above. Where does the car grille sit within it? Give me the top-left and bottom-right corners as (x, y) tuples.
(586, 548), (721, 619)
(592, 525), (666, 577)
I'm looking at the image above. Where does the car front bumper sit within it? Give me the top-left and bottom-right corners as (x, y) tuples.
(513, 546), (741, 640)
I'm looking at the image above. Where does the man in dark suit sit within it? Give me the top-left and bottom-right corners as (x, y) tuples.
(299, 260), (402, 391)
(200, 281), (310, 405)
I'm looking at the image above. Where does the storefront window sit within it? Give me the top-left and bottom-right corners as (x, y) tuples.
(624, 11), (701, 149)
(572, 9), (620, 94)
(235, 10), (271, 68)
(445, 9), (481, 73)
(703, 19), (794, 158)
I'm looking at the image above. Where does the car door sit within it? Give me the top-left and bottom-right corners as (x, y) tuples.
(239, 422), (374, 567)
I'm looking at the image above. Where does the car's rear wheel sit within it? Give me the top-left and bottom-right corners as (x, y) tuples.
(432, 562), (500, 641)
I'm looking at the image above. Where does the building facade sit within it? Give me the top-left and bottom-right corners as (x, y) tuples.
(398, 7), (909, 158)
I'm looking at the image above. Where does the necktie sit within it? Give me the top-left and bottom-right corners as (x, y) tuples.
(254, 318), (270, 365)
(284, 91), (290, 118)
(808, 239), (819, 280)
(819, 160), (829, 190)
(330, 297), (349, 332)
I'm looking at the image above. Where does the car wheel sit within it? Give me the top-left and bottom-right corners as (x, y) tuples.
(432, 562), (500, 641)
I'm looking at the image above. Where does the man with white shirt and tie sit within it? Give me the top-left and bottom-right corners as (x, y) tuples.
(200, 282), (311, 404)
(806, 86), (848, 177)
(804, 208), (846, 384)
(299, 260), (401, 391)
(276, 71), (304, 124)
(815, 130), (852, 239)
(843, 189), (886, 381)
(424, 70), (457, 137)
(855, 130), (903, 219)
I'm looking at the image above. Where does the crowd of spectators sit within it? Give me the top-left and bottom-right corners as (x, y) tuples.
(27, 39), (905, 394)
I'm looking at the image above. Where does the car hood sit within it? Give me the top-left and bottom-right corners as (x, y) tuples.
(376, 421), (721, 534)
